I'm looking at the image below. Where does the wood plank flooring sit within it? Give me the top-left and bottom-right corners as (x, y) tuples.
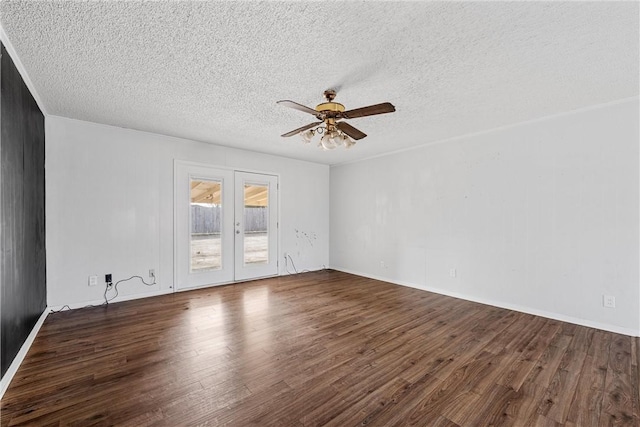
(1, 270), (638, 426)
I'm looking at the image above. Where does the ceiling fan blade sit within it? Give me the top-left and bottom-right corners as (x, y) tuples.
(342, 102), (396, 119)
(281, 122), (321, 137)
(336, 121), (367, 140)
(277, 100), (318, 116)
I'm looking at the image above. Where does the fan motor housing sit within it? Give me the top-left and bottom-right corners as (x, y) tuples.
(315, 102), (345, 113)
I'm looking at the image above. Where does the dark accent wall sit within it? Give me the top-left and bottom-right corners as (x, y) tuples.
(0, 43), (46, 378)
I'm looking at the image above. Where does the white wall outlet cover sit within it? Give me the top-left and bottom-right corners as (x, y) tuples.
(88, 275), (98, 286)
(603, 295), (616, 308)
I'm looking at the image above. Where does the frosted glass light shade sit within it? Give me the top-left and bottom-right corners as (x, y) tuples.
(320, 133), (337, 150)
(342, 134), (355, 149)
(300, 129), (314, 143)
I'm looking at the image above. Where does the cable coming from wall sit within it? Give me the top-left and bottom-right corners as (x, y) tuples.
(50, 274), (157, 313)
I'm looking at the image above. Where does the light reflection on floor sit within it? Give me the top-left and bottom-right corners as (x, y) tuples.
(178, 281), (300, 396)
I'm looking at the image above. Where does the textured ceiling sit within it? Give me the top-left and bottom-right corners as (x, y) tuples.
(1, 1), (638, 165)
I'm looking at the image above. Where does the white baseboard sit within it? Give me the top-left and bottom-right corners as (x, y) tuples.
(0, 308), (49, 399)
(332, 267), (640, 337)
(49, 270), (328, 310)
(173, 269), (328, 293)
(48, 288), (174, 312)
(279, 266), (327, 276)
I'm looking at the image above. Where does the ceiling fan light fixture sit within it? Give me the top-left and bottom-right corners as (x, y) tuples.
(320, 133), (336, 150)
(341, 133), (356, 149)
(300, 129), (314, 143)
(299, 126), (357, 149)
(329, 132), (339, 146)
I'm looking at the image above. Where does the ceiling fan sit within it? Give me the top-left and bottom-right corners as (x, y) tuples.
(277, 89), (396, 150)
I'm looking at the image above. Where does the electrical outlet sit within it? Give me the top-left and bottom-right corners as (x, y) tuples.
(105, 274), (112, 285)
(449, 268), (457, 278)
(149, 269), (155, 278)
(603, 295), (616, 308)
(88, 275), (98, 286)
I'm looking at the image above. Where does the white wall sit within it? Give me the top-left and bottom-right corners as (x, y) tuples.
(330, 99), (639, 335)
(46, 117), (329, 307)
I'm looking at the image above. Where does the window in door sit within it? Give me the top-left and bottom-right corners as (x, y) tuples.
(190, 179), (222, 272)
(242, 183), (269, 265)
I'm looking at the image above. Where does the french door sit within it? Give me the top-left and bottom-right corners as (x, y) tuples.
(234, 172), (278, 281)
(175, 162), (278, 290)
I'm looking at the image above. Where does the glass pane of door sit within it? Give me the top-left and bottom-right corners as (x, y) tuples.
(190, 179), (222, 271)
(243, 183), (269, 265)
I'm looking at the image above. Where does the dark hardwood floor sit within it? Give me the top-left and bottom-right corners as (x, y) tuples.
(1, 270), (638, 426)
